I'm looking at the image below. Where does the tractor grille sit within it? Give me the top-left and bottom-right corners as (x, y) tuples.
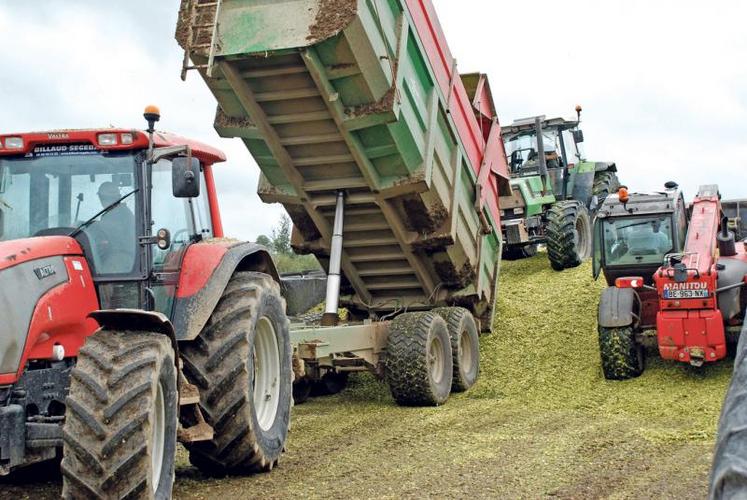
(505, 224), (523, 245)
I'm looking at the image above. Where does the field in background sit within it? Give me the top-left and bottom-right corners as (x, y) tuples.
(3, 255), (730, 498)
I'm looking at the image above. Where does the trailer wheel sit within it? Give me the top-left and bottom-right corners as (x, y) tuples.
(598, 326), (644, 380)
(312, 371), (349, 396)
(293, 376), (313, 405)
(546, 200), (592, 271)
(503, 244), (538, 261)
(433, 307), (480, 392)
(386, 312), (453, 406)
(181, 272), (292, 475)
(62, 330), (178, 499)
(592, 171), (620, 202)
(710, 324), (747, 499)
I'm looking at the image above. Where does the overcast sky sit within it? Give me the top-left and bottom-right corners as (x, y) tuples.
(1, 1), (745, 241)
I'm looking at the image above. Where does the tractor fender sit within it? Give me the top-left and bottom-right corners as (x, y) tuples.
(88, 309), (179, 364)
(172, 241), (279, 341)
(598, 287), (636, 329)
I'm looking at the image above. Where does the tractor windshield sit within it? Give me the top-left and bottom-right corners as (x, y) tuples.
(601, 215), (674, 266)
(0, 151), (139, 275)
(504, 130), (562, 174)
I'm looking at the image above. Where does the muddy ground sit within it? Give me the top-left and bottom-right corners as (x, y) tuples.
(2, 255), (730, 499)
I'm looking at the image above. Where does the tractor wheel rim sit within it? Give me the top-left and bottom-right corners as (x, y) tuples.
(428, 336), (445, 384)
(575, 215), (590, 257)
(459, 329), (473, 373)
(151, 379), (165, 493)
(254, 317), (281, 431)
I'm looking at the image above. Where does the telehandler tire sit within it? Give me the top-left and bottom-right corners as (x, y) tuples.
(546, 200), (592, 270)
(181, 272), (292, 475)
(62, 330), (178, 499)
(433, 307), (480, 392)
(503, 244), (538, 261)
(598, 326), (644, 380)
(386, 311), (453, 406)
(592, 171), (620, 202)
(709, 323), (747, 499)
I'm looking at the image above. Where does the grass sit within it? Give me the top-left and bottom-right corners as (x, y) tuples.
(4, 254), (731, 499)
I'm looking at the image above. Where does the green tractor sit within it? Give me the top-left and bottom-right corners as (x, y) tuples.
(500, 107), (620, 270)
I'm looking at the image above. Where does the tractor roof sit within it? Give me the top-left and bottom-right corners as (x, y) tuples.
(0, 128), (227, 165)
(501, 115), (579, 136)
(597, 189), (680, 219)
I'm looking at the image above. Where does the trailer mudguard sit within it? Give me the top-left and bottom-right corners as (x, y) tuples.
(172, 240), (279, 341)
(598, 287), (636, 328)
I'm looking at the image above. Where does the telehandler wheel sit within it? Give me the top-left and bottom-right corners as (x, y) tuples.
(710, 323), (747, 499)
(546, 200), (592, 271)
(62, 330), (178, 500)
(592, 171), (620, 202)
(433, 307), (480, 392)
(311, 370), (349, 396)
(181, 272), (292, 475)
(598, 326), (645, 380)
(386, 312), (453, 406)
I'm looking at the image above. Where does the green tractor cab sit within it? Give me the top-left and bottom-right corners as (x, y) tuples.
(500, 109), (620, 270)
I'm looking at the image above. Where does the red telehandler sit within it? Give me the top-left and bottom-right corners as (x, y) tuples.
(594, 184), (747, 379)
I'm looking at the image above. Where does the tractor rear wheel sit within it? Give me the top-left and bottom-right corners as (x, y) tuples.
(546, 200), (592, 270)
(593, 171), (620, 202)
(710, 323), (747, 498)
(62, 330), (178, 499)
(433, 307), (480, 392)
(598, 326), (644, 380)
(386, 311), (453, 406)
(181, 272), (292, 475)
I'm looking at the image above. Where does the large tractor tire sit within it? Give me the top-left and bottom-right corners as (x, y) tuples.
(598, 326), (644, 380)
(592, 171), (620, 202)
(386, 311), (453, 406)
(709, 323), (747, 499)
(546, 200), (592, 271)
(181, 272), (292, 475)
(62, 330), (178, 499)
(433, 307), (480, 392)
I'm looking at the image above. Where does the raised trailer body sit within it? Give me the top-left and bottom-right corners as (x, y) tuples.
(177, 0), (508, 399)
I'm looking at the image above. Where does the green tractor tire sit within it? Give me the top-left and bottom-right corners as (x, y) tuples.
(593, 171), (621, 202)
(546, 200), (592, 270)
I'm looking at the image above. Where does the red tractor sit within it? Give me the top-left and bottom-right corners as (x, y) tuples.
(0, 108), (293, 497)
(594, 184), (747, 379)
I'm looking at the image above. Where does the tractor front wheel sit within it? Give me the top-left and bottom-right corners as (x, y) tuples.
(386, 312), (453, 406)
(62, 330), (178, 499)
(181, 272), (292, 475)
(546, 200), (592, 271)
(598, 326), (644, 380)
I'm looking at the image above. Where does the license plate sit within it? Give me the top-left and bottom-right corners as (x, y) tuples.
(663, 289), (709, 299)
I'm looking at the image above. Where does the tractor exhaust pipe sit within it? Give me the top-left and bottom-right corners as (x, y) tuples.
(535, 117), (549, 195)
(321, 191), (345, 326)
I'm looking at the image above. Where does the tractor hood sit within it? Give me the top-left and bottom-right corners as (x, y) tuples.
(0, 236), (81, 377)
(0, 236), (83, 272)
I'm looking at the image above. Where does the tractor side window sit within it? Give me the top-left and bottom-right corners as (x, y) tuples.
(562, 130), (580, 164)
(603, 216), (674, 266)
(190, 169), (213, 239)
(150, 159), (192, 315)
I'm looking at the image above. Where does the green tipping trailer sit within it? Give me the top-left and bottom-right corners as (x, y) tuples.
(176, 0), (511, 405)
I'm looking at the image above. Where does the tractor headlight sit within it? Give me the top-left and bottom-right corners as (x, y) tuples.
(4, 137), (24, 149)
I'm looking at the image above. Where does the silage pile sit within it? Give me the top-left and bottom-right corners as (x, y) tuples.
(473, 254), (731, 442)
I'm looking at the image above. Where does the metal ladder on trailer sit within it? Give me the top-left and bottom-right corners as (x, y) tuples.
(180, 0), (222, 81)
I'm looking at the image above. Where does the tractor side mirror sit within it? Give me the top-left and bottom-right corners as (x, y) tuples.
(172, 157), (200, 198)
(572, 130), (585, 144)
